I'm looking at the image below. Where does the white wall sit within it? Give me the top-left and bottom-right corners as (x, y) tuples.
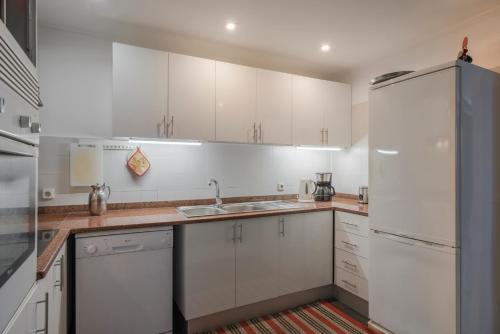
(331, 6), (500, 194)
(38, 137), (331, 206)
(38, 27), (113, 138)
(345, 6), (500, 104)
(331, 102), (368, 194)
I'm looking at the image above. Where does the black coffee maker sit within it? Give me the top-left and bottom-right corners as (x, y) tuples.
(314, 172), (335, 201)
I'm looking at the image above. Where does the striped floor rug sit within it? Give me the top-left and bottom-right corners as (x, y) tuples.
(203, 300), (374, 334)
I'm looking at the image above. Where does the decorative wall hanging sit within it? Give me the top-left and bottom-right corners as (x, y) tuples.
(127, 147), (151, 176)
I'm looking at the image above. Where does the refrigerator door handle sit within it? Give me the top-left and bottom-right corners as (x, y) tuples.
(371, 229), (450, 249)
(371, 230), (415, 246)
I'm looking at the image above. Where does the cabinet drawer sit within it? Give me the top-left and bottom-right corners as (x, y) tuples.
(335, 267), (368, 301)
(335, 248), (369, 280)
(335, 211), (368, 237)
(335, 230), (368, 258)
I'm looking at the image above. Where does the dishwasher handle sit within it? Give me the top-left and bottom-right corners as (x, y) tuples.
(111, 244), (144, 253)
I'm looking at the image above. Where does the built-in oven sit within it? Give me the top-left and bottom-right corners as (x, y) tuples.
(0, 133), (37, 333)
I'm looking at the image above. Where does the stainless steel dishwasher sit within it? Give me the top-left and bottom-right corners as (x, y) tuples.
(75, 227), (173, 334)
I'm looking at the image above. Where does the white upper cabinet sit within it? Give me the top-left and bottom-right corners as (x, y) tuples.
(113, 43), (169, 138)
(168, 53), (216, 141)
(256, 69), (293, 145)
(292, 75), (351, 147)
(215, 62), (257, 143)
(292, 75), (329, 145)
(111, 43), (350, 144)
(325, 81), (351, 147)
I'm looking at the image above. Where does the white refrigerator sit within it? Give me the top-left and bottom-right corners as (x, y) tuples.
(368, 61), (500, 334)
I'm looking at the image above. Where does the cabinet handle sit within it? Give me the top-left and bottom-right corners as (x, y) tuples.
(238, 224), (243, 243)
(320, 128), (325, 145)
(232, 224), (237, 244)
(343, 222), (360, 230)
(279, 217), (285, 236)
(170, 116), (174, 137)
(341, 240), (358, 249)
(258, 122), (263, 143)
(53, 255), (64, 291)
(342, 260), (358, 271)
(341, 279), (357, 290)
(252, 123), (257, 143)
(159, 115), (167, 138)
(60, 255), (64, 291)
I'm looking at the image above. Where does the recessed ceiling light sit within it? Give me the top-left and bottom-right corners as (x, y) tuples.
(225, 22), (236, 31)
(320, 44), (331, 52)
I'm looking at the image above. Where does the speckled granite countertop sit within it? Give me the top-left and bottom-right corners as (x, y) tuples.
(37, 197), (368, 279)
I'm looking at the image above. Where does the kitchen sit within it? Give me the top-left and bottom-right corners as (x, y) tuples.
(1, 1), (500, 334)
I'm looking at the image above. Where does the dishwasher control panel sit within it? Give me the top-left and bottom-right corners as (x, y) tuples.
(75, 228), (173, 258)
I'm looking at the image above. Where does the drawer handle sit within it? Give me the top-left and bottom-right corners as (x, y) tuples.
(343, 222), (359, 229)
(341, 240), (358, 249)
(341, 279), (357, 290)
(342, 260), (358, 271)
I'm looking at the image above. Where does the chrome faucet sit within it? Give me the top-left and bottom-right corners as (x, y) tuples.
(208, 178), (222, 207)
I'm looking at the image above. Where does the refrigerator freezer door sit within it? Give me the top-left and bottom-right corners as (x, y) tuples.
(369, 230), (457, 334)
(369, 67), (457, 247)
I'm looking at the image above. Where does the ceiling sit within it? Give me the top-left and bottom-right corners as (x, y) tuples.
(38, 0), (500, 75)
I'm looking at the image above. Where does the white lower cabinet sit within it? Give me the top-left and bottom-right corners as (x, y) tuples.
(235, 218), (280, 306)
(335, 267), (369, 301)
(3, 242), (67, 334)
(175, 211), (334, 319)
(304, 212), (334, 288)
(334, 212), (369, 301)
(3, 281), (46, 334)
(278, 215), (306, 295)
(174, 221), (236, 320)
(47, 243), (67, 334)
(335, 248), (369, 279)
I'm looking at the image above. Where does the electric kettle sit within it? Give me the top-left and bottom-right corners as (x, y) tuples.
(298, 178), (316, 202)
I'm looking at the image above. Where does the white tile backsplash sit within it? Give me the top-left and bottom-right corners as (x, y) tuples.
(38, 137), (332, 206)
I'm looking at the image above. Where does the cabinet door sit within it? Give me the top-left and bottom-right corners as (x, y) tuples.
(324, 82), (351, 148)
(48, 243), (67, 334)
(169, 53), (216, 141)
(304, 211), (333, 288)
(180, 221), (236, 319)
(112, 43), (168, 138)
(256, 69), (292, 145)
(279, 214), (306, 295)
(2, 282), (39, 334)
(292, 75), (329, 145)
(235, 217), (280, 306)
(215, 62), (256, 143)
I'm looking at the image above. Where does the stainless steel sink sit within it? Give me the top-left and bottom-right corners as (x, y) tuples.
(221, 203), (269, 213)
(177, 206), (226, 217)
(177, 201), (310, 218)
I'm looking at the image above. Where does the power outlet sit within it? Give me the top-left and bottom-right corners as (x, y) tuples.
(42, 188), (56, 200)
(277, 183), (285, 192)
